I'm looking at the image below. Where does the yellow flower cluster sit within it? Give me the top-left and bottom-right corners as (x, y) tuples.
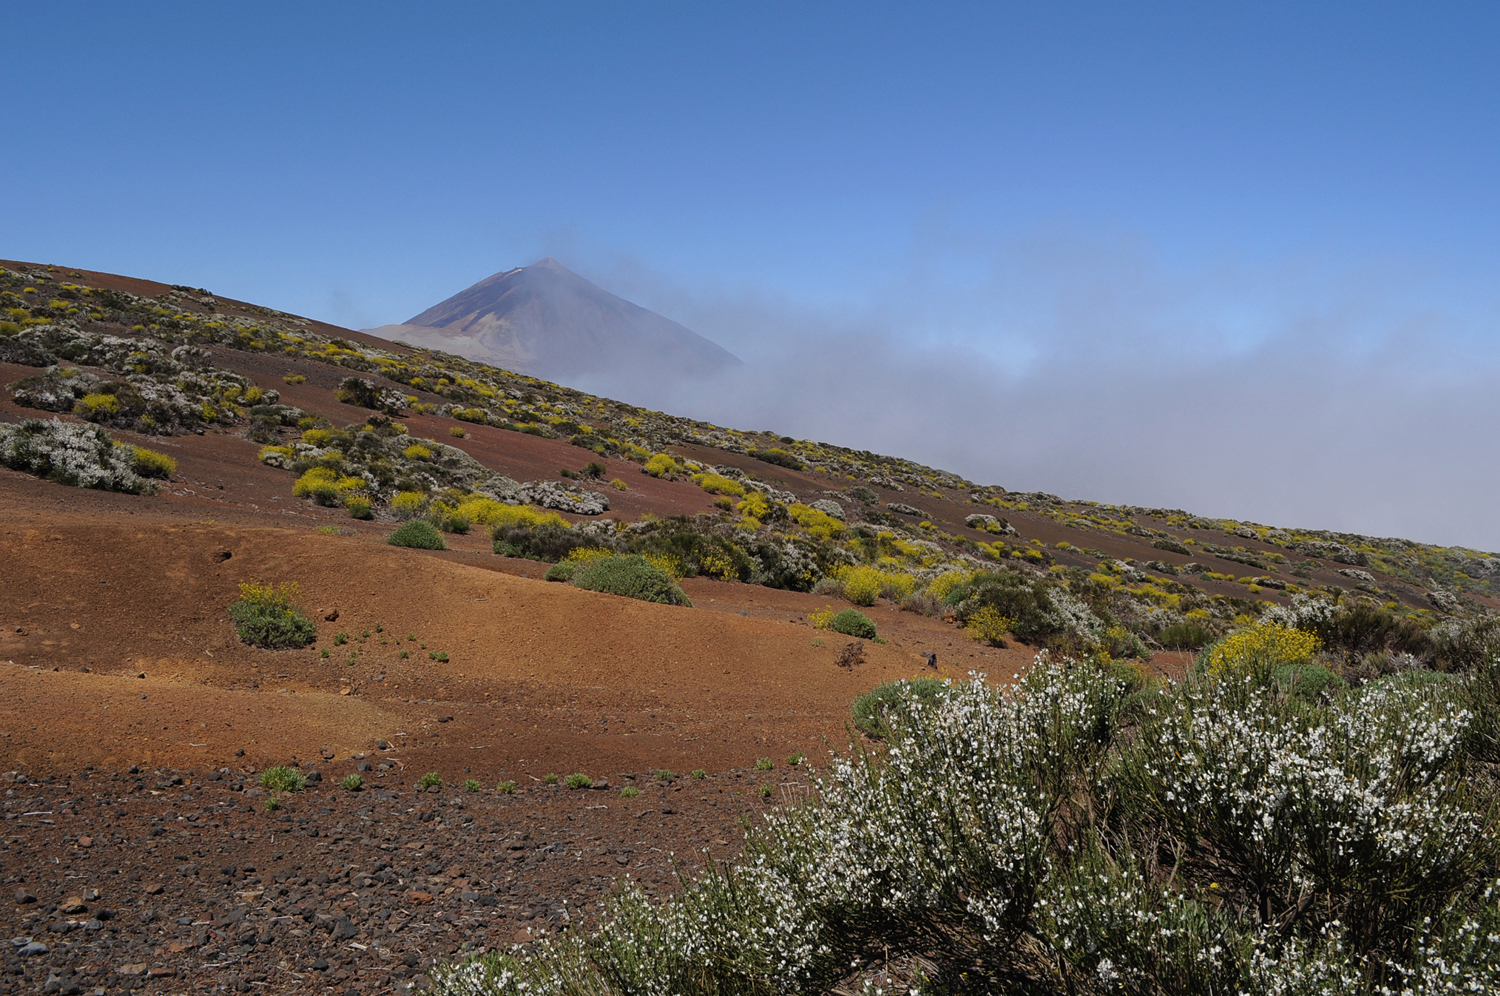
(1202, 624), (1321, 678)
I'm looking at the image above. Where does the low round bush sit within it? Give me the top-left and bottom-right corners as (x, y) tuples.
(570, 555), (692, 606)
(388, 520), (447, 550)
(851, 677), (949, 737)
(828, 609), (876, 640)
(228, 581), (316, 649)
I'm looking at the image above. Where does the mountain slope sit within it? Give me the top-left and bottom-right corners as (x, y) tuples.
(368, 258), (741, 382)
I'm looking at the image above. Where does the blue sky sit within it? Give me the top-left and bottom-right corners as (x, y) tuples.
(4, 3), (1500, 546)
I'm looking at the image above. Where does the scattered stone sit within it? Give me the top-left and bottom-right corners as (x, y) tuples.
(407, 891), (433, 905)
(13, 888), (36, 904)
(142, 883), (163, 895)
(59, 897), (86, 915)
(324, 608), (340, 622)
(76, 836), (92, 848)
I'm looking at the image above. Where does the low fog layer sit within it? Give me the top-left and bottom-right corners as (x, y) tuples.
(557, 236), (1500, 551)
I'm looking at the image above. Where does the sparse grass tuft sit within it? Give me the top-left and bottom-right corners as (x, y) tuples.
(754, 757), (774, 771)
(543, 772), (559, 785)
(496, 780), (517, 794)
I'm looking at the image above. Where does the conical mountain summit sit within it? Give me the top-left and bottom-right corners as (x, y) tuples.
(366, 258), (740, 384)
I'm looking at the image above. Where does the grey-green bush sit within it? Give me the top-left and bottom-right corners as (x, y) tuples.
(828, 608), (876, 640)
(387, 519), (447, 550)
(570, 555), (691, 606)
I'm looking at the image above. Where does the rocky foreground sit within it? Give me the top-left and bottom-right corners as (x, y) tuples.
(1, 760), (783, 994)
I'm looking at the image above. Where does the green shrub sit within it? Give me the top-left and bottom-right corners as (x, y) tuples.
(564, 772), (592, 789)
(438, 512), (471, 534)
(1273, 663), (1347, 703)
(429, 650), (449, 662)
(463, 778), (482, 792)
(852, 677), (950, 738)
(828, 609), (876, 640)
(496, 780), (517, 794)
(259, 766), (306, 793)
(264, 796), (280, 812)
(544, 561), (577, 582)
(655, 769), (674, 781)
(620, 786), (641, 798)
(417, 771), (442, 790)
(340, 774), (363, 791)
(570, 555), (692, 606)
(388, 520), (447, 550)
(691, 769), (706, 779)
(333, 632), (348, 645)
(754, 757), (774, 771)
(1157, 620), (1216, 649)
(345, 494), (373, 519)
(757, 783), (775, 799)
(543, 772), (559, 785)
(750, 447), (804, 470)
(228, 581), (316, 650)
(493, 523), (598, 562)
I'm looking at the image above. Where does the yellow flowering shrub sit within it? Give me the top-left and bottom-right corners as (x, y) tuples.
(692, 473), (746, 497)
(403, 443), (433, 461)
(300, 427), (340, 447)
(787, 503), (845, 541)
(808, 605), (838, 630)
(835, 565), (916, 605)
(965, 607), (1012, 647)
(927, 569), (973, 603)
(643, 552), (686, 578)
(643, 453), (678, 478)
(452, 496), (566, 530)
(563, 546), (613, 567)
(391, 490), (426, 519)
(1202, 624), (1321, 678)
(700, 552), (738, 581)
(130, 445), (177, 479)
(74, 393), (120, 416)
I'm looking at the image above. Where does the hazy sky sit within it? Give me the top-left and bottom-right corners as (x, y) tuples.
(4, 3), (1499, 547)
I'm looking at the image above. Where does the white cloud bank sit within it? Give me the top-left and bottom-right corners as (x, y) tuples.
(564, 230), (1500, 551)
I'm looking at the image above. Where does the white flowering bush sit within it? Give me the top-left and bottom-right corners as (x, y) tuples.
(435, 654), (1500, 996)
(0, 417), (155, 493)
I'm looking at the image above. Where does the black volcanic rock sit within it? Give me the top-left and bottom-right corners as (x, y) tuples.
(370, 258), (740, 383)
